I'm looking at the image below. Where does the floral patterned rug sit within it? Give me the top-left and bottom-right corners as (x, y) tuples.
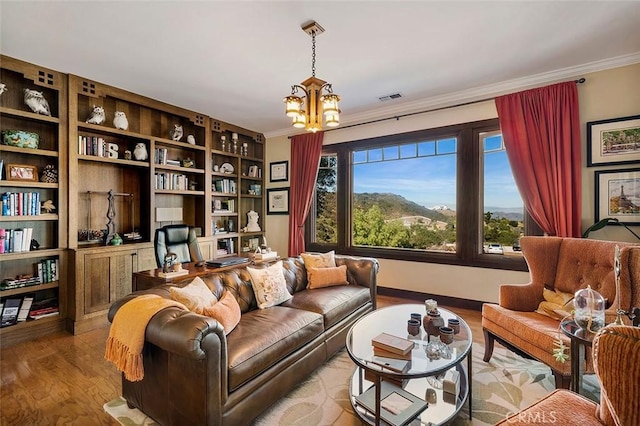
(104, 343), (599, 426)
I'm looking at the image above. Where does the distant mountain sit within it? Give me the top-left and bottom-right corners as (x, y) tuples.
(431, 205), (456, 217)
(491, 211), (524, 221)
(354, 193), (449, 222)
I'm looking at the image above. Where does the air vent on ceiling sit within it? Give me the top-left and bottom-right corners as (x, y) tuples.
(378, 93), (403, 102)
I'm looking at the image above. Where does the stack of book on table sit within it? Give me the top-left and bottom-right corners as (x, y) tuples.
(367, 332), (415, 388)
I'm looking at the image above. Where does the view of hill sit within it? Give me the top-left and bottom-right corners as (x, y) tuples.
(354, 193), (449, 222)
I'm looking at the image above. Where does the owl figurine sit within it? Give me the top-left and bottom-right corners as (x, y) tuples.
(169, 124), (183, 142)
(86, 106), (105, 125)
(24, 89), (51, 116)
(133, 143), (148, 161)
(0, 83), (7, 96)
(113, 111), (129, 130)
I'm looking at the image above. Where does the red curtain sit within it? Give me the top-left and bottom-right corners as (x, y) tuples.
(495, 82), (581, 237)
(288, 132), (324, 256)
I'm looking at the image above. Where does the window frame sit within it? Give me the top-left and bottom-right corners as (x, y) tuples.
(305, 118), (531, 272)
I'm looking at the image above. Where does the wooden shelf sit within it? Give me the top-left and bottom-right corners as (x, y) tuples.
(0, 181), (58, 189)
(0, 214), (58, 222)
(0, 106), (61, 123)
(0, 281), (59, 298)
(0, 145), (59, 157)
(78, 155), (150, 168)
(154, 164), (205, 174)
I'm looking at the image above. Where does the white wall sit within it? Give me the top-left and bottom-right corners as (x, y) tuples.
(265, 63), (640, 302)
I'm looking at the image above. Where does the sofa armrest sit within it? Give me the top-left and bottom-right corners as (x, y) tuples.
(499, 283), (544, 312)
(336, 255), (379, 309)
(108, 290), (227, 361)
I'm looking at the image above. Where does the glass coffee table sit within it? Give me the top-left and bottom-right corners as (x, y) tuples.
(346, 304), (472, 426)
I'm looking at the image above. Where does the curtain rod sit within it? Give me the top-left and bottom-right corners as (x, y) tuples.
(288, 77), (586, 138)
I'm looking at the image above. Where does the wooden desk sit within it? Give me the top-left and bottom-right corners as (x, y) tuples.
(133, 262), (248, 291)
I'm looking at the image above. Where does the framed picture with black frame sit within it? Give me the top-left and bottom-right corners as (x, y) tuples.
(267, 187), (289, 215)
(594, 167), (640, 225)
(587, 115), (640, 167)
(270, 160), (289, 182)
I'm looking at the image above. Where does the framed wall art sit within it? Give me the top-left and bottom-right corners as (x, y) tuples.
(587, 115), (640, 166)
(594, 168), (640, 225)
(6, 164), (38, 182)
(270, 160), (289, 182)
(267, 187), (289, 215)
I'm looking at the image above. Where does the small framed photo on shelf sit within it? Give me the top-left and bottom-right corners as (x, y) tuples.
(594, 167), (640, 225)
(248, 165), (259, 178)
(6, 164), (38, 182)
(587, 115), (640, 167)
(267, 187), (290, 215)
(270, 160), (289, 182)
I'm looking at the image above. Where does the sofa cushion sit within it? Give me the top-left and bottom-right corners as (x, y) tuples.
(283, 285), (371, 329)
(202, 290), (241, 335)
(301, 251), (336, 270)
(307, 265), (349, 289)
(226, 306), (323, 391)
(247, 261), (292, 309)
(169, 276), (217, 314)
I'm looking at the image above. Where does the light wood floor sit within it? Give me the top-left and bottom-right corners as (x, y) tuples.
(0, 295), (484, 425)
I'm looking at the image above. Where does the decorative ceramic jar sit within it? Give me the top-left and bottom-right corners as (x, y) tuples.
(574, 285), (605, 333)
(439, 326), (454, 344)
(407, 319), (421, 336)
(447, 318), (460, 334)
(424, 311), (445, 337)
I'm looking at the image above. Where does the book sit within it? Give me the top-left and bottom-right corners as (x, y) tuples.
(1, 297), (23, 327)
(373, 346), (412, 360)
(17, 296), (34, 322)
(355, 381), (428, 426)
(372, 332), (414, 355)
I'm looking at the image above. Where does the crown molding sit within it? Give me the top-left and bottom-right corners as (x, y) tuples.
(264, 52), (640, 140)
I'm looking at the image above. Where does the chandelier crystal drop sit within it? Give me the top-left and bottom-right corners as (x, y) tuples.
(283, 21), (341, 132)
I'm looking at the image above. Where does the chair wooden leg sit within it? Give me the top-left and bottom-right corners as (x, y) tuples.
(552, 371), (571, 389)
(483, 328), (495, 362)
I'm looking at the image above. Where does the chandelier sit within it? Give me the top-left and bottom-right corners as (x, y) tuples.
(284, 21), (341, 133)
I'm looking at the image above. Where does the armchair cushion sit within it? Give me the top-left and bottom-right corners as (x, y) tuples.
(535, 288), (574, 320)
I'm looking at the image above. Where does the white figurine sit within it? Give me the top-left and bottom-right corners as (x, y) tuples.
(186, 134), (196, 145)
(0, 83), (7, 96)
(86, 106), (105, 124)
(24, 89), (51, 116)
(169, 124), (183, 141)
(113, 111), (129, 130)
(246, 210), (261, 232)
(133, 143), (148, 161)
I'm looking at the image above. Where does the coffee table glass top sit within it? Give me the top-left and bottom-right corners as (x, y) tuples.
(347, 304), (472, 379)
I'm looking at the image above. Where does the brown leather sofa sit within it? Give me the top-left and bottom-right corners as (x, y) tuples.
(482, 236), (640, 388)
(108, 255), (379, 425)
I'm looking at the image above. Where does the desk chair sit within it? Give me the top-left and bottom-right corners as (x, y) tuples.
(154, 225), (204, 268)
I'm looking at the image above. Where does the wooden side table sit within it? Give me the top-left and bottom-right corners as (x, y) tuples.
(560, 320), (596, 396)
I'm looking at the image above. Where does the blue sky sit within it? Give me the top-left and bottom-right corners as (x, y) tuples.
(352, 136), (524, 211)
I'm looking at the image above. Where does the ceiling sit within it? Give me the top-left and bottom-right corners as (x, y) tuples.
(2, 1), (640, 138)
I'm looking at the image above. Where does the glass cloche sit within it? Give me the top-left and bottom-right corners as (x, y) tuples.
(573, 285), (605, 333)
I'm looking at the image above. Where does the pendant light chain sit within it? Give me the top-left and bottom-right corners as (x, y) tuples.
(311, 30), (316, 78)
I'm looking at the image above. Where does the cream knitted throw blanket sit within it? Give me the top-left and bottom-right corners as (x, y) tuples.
(105, 294), (186, 381)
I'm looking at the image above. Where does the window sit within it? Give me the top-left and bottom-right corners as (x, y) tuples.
(305, 118), (530, 271)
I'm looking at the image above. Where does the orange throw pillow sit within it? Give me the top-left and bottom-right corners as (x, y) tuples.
(307, 265), (349, 289)
(202, 290), (241, 335)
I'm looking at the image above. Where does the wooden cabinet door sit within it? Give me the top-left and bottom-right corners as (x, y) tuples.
(83, 249), (137, 314)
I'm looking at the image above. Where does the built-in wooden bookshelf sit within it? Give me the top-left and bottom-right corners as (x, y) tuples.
(0, 55), (68, 347)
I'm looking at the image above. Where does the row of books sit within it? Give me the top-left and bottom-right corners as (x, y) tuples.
(1, 259), (59, 291)
(0, 227), (33, 253)
(154, 172), (190, 191)
(78, 135), (120, 158)
(213, 199), (235, 213)
(0, 293), (59, 327)
(154, 148), (184, 166)
(213, 179), (237, 194)
(217, 238), (235, 255)
(1, 192), (41, 216)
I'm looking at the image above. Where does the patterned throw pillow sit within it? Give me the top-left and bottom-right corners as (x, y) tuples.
(301, 250), (336, 269)
(247, 261), (292, 309)
(307, 265), (349, 289)
(169, 276), (218, 315)
(535, 287), (574, 320)
(202, 290), (241, 335)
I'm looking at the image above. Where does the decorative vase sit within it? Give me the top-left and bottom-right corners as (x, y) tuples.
(574, 285), (605, 333)
(407, 319), (421, 336)
(424, 311), (445, 337)
(439, 326), (454, 344)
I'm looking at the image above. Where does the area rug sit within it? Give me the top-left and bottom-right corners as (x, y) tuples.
(104, 343), (599, 426)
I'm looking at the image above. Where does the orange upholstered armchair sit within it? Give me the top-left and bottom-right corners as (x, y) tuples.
(482, 236), (640, 388)
(495, 325), (640, 426)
